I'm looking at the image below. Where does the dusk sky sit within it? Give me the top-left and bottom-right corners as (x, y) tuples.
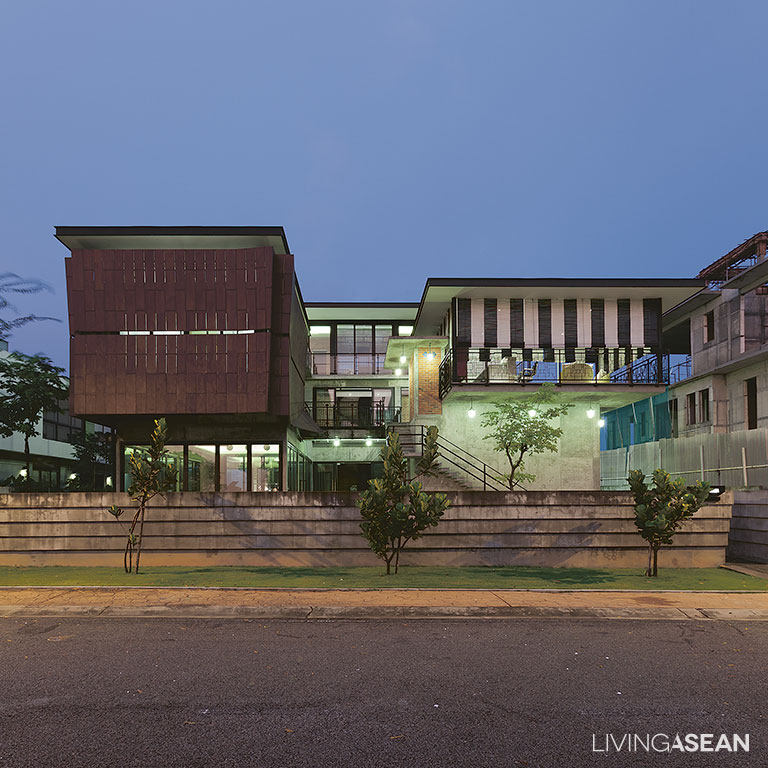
(2, 0), (768, 371)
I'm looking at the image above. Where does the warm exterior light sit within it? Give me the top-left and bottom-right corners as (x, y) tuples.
(68, 473), (78, 481)
(395, 368), (403, 376)
(527, 409), (537, 418)
(105, 476), (113, 487)
(598, 419), (605, 427)
(19, 468), (28, 478)
(586, 409), (595, 419)
(399, 355), (407, 364)
(467, 407), (476, 419)
(425, 351), (435, 361)
(333, 438), (341, 447)
(365, 438), (373, 447)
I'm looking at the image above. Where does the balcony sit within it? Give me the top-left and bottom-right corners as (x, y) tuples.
(439, 348), (669, 398)
(309, 352), (393, 377)
(305, 401), (401, 430)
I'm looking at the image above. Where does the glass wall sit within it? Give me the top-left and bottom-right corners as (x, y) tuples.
(220, 445), (248, 491)
(122, 442), (283, 492)
(187, 445), (216, 491)
(252, 444), (281, 491)
(163, 446), (185, 492)
(286, 443), (312, 491)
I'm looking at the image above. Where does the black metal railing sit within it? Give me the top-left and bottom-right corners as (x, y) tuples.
(306, 401), (401, 429)
(394, 424), (508, 491)
(669, 355), (692, 384)
(439, 347), (669, 397)
(309, 352), (393, 376)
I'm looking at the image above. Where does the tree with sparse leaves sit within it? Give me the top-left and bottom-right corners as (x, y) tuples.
(0, 352), (68, 482)
(0, 273), (58, 341)
(628, 468), (710, 577)
(108, 418), (177, 573)
(481, 383), (573, 489)
(358, 426), (450, 575)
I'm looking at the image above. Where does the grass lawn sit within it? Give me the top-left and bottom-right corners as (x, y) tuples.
(0, 565), (765, 590)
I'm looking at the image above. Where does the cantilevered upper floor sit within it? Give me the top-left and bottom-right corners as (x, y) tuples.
(403, 277), (704, 397)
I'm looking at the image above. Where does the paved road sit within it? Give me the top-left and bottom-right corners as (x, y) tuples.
(0, 618), (765, 767)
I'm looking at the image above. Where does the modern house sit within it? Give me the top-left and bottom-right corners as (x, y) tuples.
(57, 225), (705, 492)
(601, 230), (768, 489)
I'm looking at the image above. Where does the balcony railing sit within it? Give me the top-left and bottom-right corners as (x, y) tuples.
(309, 352), (393, 376)
(306, 401), (401, 429)
(669, 355), (692, 385)
(439, 347), (669, 398)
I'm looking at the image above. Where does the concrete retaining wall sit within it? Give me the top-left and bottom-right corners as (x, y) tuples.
(0, 490), (731, 568)
(727, 490), (768, 563)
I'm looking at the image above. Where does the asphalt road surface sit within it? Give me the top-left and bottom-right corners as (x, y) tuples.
(0, 618), (765, 767)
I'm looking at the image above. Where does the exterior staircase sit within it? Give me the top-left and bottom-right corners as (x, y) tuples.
(388, 423), (507, 491)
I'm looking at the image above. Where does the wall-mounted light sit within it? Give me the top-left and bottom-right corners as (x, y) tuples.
(333, 438), (341, 447)
(105, 476), (113, 487)
(395, 368), (403, 376)
(527, 409), (537, 418)
(68, 473), (78, 481)
(399, 355), (407, 364)
(365, 438), (373, 447)
(467, 400), (476, 419)
(586, 409), (595, 419)
(598, 419), (605, 428)
(19, 468), (28, 478)
(424, 346), (436, 361)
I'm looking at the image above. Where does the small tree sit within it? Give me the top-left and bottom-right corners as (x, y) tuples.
(358, 426), (450, 575)
(108, 418), (176, 573)
(628, 468), (710, 577)
(481, 383), (573, 489)
(0, 352), (68, 480)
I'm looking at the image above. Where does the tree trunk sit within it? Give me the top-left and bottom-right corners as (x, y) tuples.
(394, 540), (402, 574)
(135, 503), (147, 574)
(652, 546), (659, 577)
(24, 434), (30, 480)
(646, 543), (654, 577)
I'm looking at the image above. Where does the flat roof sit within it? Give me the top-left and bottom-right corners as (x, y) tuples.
(305, 302), (419, 323)
(414, 278), (707, 333)
(55, 226), (290, 254)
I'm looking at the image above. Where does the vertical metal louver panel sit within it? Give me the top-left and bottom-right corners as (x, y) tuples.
(510, 299), (524, 346)
(484, 298), (497, 347)
(591, 299), (605, 347)
(538, 299), (552, 347)
(617, 299), (631, 346)
(456, 298), (471, 345)
(564, 299), (578, 348)
(643, 298), (661, 347)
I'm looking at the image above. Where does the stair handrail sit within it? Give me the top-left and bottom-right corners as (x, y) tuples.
(390, 424), (507, 491)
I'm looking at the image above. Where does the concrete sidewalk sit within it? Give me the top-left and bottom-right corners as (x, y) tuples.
(1, 586), (767, 620)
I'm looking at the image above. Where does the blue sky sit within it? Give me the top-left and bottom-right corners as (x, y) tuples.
(2, 0), (767, 370)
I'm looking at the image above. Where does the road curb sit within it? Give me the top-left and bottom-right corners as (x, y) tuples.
(3, 604), (768, 620)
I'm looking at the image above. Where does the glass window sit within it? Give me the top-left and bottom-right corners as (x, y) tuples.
(337, 325), (355, 354)
(188, 445), (216, 491)
(375, 325), (393, 354)
(252, 444), (280, 491)
(355, 325), (373, 354)
(163, 445), (184, 492)
(220, 444), (248, 491)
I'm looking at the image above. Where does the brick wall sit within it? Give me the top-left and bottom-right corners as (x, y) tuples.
(416, 347), (442, 415)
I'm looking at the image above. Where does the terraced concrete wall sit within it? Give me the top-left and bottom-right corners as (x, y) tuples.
(0, 490), (731, 568)
(727, 490), (768, 563)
